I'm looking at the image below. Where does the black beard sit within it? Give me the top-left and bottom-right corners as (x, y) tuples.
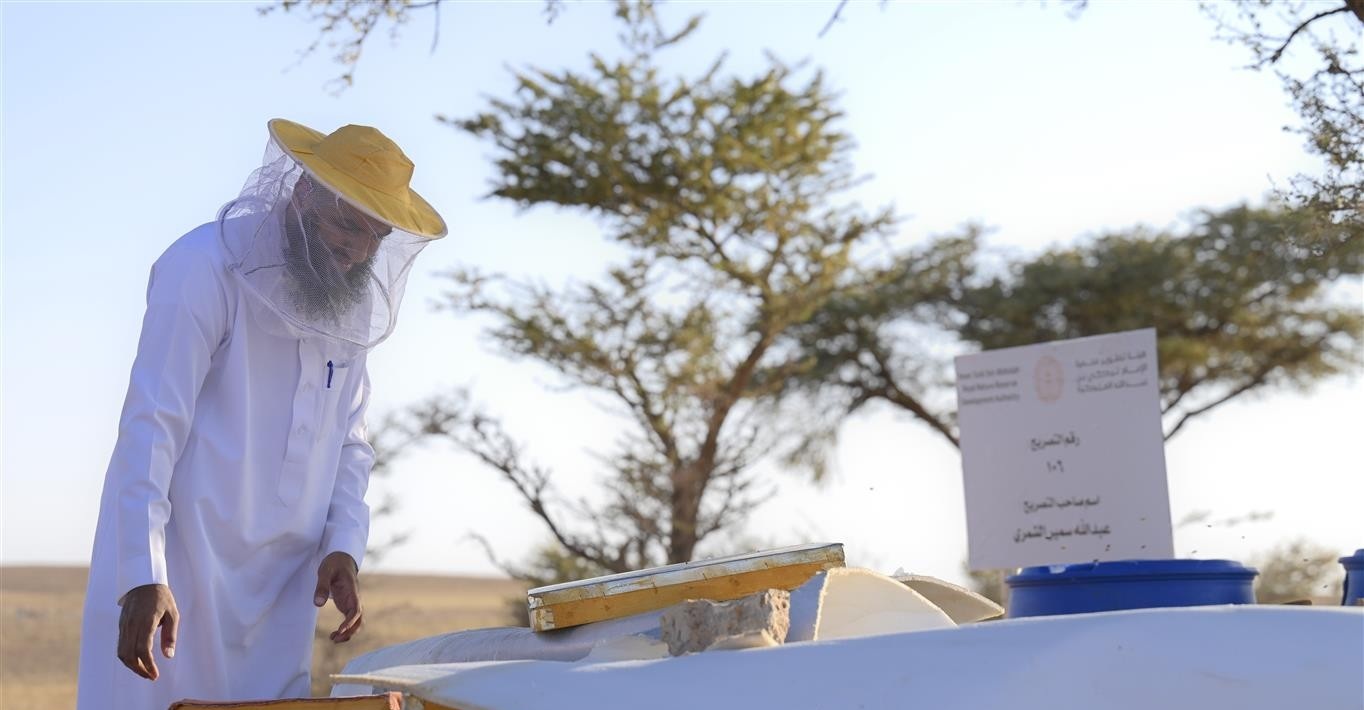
(282, 210), (373, 324)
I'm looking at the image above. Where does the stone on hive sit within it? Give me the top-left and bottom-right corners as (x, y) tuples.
(659, 589), (791, 656)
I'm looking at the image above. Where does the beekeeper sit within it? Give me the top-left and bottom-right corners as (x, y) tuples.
(76, 119), (447, 709)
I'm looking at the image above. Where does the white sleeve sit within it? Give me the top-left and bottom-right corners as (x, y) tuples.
(107, 243), (228, 602)
(320, 361), (374, 569)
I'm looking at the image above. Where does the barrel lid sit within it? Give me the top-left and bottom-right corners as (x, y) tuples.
(1007, 558), (1257, 586)
(1339, 549), (1364, 569)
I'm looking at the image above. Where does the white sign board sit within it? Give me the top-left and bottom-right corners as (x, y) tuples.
(956, 328), (1173, 570)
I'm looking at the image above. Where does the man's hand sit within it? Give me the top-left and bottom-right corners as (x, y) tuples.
(315, 551), (363, 643)
(117, 584), (179, 681)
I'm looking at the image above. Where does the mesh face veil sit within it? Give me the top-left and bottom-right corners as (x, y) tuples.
(218, 137), (430, 354)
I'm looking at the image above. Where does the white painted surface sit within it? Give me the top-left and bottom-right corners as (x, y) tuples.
(335, 568), (960, 695)
(339, 606), (1364, 710)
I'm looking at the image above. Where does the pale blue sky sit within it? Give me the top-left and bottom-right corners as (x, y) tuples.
(2, 0), (1359, 584)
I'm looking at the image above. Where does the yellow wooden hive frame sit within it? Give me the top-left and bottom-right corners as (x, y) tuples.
(526, 543), (845, 632)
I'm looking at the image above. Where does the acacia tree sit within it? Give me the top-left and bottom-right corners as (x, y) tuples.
(1204, 1), (1364, 233)
(789, 205), (1363, 448)
(270, 1), (1362, 578)
(399, 2), (968, 574)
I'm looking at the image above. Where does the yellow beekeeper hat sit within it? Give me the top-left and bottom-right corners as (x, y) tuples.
(268, 118), (447, 239)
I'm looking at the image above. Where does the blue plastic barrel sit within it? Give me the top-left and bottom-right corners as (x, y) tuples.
(1340, 549), (1364, 606)
(1005, 559), (1258, 618)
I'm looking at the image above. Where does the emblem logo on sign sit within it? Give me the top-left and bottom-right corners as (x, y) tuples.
(1034, 355), (1064, 403)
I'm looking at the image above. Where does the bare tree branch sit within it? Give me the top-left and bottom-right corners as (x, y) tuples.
(1268, 5), (1351, 64)
(429, 0), (442, 53)
(818, 0), (850, 38)
(414, 396), (628, 573)
(866, 339), (960, 448)
(1163, 367), (1274, 440)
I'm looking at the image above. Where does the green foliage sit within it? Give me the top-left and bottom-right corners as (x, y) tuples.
(779, 228), (982, 448)
(448, 8), (888, 292)
(953, 206), (1362, 439)
(1252, 538), (1346, 603)
(963, 563), (1009, 607)
(419, 2), (902, 571)
(791, 205), (1362, 446)
(1203, 2), (1363, 234)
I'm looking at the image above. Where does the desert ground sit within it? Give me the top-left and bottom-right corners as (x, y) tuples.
(0, 565), (527, 706)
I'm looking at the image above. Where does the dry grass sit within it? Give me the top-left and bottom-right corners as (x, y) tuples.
(0, 566), (527, 706)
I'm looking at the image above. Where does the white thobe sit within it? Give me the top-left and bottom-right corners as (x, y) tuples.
(77, 217), (374, 709)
